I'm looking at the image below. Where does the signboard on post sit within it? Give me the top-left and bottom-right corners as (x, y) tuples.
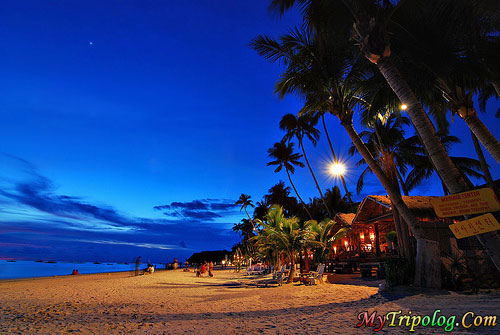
(430, 187), (500, 218)
(448, 213), (500, 239)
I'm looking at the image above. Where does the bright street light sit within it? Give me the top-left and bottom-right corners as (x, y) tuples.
(401, 104), (408, 110)
(329, 162), (346, 176)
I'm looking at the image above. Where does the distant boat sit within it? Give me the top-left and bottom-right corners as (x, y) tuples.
(6, 260), (16, 262)
(35, 260), (43, 263)
(45, 261), (57, 263)
(93, 262), (101, 264)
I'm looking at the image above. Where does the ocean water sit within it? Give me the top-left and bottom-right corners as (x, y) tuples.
(0, 260), (152, 280)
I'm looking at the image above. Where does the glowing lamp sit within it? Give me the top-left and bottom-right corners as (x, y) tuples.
(360, 233), (365, 242)
(369, 232), (375, 242)
(330, 162), (346, 176)
(333, 246), (337, 254)
(401, 104), (408, 110)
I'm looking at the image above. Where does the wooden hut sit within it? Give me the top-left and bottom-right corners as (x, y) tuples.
(352, 195), (458, 257)
(330, 213), (356, 256)
(332, 195), (493, 288)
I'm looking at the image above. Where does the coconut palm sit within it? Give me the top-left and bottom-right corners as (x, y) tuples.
(309, 218), (336, 264)
(252, 25), (442, 276)
(324, 186), (353, 214)
(349, 114), (483, 196)
(259, 205), (317, 283)
(252, 27), (423, 242)
(403, 138), (483, 195)
(392, 0), (500, 165)
(280, 113), (332, 218)
(264, 181), (301, 218)
(232, 218), (256, 242)
(264, 0), (500, 276)
(253, 199), (270, 222)
(267, 0), (490, 191)
(391, 0), (500, 194)
(267, 140), (313, 219)
(235, 194), (258, 233)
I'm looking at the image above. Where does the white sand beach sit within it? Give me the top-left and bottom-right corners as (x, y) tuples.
(0, 269), (498, 334)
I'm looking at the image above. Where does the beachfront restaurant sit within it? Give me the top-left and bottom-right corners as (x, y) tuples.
(326, 195), (481, 278)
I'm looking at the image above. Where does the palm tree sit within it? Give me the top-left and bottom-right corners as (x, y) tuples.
(349, 114), (413, 195)
(403, 138), (483, 195)
(280, 113), (333, 218)
(264, 0), (500, 277)
(309, 218), (336, 265)
(252, 25), (441, 280)
(392, 0), (500, 194)
(259, 205), (317, 283)
(439, 83), (500, 166)
(232, 218), (256, 242)
(252, 27), (423, 242)
(392, 0), (500, 165)
(235, 194), (258, 233)
(349, 114), (483, 196)
(324, 186), (352, 214)
(264, 181), (300, 217)
(267, 140), (313, 219)
(253, 199), (270, 222)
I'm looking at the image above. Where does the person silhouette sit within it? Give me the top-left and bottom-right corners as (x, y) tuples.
(135, 256), (142, 276)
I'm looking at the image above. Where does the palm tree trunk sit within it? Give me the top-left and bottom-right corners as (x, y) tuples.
(393, 208), (414, 261)
(285, 167), (313, 220)
(388, 163), (414, 262)
(493, 82), (500, 96)
(342, 121), (446, 286)
(464, 113), (500, 166)
(287, 254), (295, 284)
(244, 208), (258, 234)
(377, 57), (500, 272)
(342, 121), (422, 239)
(441, 181), (449, 195)
(377, 57), (469, 194)
(298, 137), (333, 218)
(471, 130), (499, 196)
(395, 168), (409, 196)
(322, 115), (354, 206)
(388, 159), (414, 262)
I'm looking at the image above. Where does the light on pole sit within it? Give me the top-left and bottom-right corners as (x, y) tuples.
(329, 162), (346, 177)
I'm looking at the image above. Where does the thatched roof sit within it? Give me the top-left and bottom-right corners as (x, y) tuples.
(334, 213), (355, 226)
(328, 213), (356, 236)
(353, 195), (440, 224)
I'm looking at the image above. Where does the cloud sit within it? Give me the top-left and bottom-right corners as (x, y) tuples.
(1, 182), (131, 228)
(0, 153), (240, 262)
(153, 198), (237, 221)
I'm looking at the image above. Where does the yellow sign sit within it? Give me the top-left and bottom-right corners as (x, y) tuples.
(430, 187), (500, 218)
(449, 213), (500, 239)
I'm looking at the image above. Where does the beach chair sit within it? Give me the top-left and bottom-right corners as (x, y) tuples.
(246, 264), (266, 276)
(259, 265), (286, 287)
(303, 263), (325, 285)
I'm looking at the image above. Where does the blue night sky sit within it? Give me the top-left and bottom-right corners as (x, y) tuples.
(1, 1), (499, 263)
